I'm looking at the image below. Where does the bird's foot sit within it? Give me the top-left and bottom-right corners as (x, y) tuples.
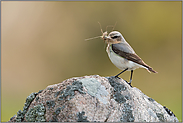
(124, 80), (133, 87)
(114, 75), (120, 79)
(114, 76), (133, 87)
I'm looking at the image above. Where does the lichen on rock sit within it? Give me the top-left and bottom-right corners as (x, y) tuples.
(16, 110), (24, 122)
(77, 111), (89, 122)
(46, 100), (55, 109)
(58, 80), (86, 101)
(25, 103), (46, 122)
(15, 92), (37, 122)
(120, 103), (134, 122)
(22, 93), (37, 115)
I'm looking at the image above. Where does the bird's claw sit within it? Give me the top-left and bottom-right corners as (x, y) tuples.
(114, 75), (120, 79)
(125, 80), (132, 87)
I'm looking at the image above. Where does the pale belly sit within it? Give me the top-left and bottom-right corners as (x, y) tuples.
(107, 46), (146, 71)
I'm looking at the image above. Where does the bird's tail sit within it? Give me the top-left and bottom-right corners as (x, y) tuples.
(146, 66), (158, 73)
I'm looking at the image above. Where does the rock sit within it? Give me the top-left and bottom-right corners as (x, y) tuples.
(9, 75), (179, 122)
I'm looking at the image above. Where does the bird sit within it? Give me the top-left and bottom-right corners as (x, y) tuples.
(100, 30), (158, 85)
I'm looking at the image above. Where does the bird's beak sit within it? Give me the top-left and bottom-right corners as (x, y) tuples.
(101, 31), (111, 43)
(101, 35), (112, 44)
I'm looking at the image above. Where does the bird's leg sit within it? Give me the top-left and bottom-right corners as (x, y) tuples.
(115, 68), (128, 78)
(124, 70), (133, 87)
(129, 70), (133, 84)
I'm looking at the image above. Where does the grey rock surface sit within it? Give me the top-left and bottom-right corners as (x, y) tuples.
(9, 75), (179, 122)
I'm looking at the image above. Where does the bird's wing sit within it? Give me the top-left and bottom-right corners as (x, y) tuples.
(112, 42), (135, 54)
(111, 43), (157, 73)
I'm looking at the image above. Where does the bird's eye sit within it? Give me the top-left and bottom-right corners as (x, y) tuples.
(111, 36), (119, 39)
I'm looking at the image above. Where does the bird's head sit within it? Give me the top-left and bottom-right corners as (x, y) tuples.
(101, 31), (124, 44)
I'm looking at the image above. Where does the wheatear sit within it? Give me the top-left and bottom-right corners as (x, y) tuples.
(85, 25), (157, 85)
(101, 30), (157, 85)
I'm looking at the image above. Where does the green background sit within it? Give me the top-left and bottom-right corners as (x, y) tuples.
(2, 1), (182, 122)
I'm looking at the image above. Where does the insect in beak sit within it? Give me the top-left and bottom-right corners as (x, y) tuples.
(85, 22), (116, 42)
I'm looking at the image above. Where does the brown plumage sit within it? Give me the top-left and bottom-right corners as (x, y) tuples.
(112, 44), (157, 73)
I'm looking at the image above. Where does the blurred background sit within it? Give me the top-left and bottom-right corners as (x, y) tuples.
(1, 1), (181, 122)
